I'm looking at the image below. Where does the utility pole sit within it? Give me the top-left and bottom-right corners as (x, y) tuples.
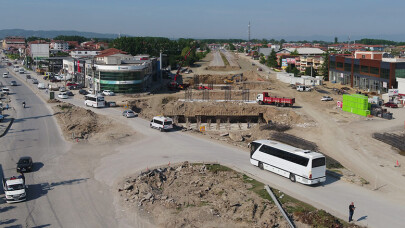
(247, 21), (251, 50)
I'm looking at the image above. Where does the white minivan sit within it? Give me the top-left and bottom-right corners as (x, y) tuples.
(3, 72), (9, 78)
(150, 116), (173, 132)
(38, 83), (46, 89)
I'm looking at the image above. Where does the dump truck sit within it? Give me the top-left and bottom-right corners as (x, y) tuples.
(256, 92), (295, 107)
(2, 174), (27, 203)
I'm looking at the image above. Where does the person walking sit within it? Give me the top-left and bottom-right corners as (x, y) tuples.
(349, 202), (356, 222)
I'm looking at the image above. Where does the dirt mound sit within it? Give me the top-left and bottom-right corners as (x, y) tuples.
(53, 103), (134, 144)
(119, 162), (288, 228)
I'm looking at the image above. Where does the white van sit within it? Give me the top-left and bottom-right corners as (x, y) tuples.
(1, 87), (10, 95)
(3, 72), (9, 78)
(19, 68), (24, 74)
(38, 83), (46, 89)
(150, 116), (173, 132)
(296, 85), (312, 92)
(13, 66), (19, 72)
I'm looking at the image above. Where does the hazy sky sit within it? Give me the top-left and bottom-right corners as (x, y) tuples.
(2, 0), (404, 40)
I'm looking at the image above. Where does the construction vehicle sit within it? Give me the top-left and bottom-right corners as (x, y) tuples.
(256, 92), (295, 107)
(2, 174), (27, 203)
(168, 46), (195, 91)
(224, 73), (243, 84)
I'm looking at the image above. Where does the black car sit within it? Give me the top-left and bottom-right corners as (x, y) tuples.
(79, 89), (89, 95)
(26, 75), (31, 79)
(66, 91), (74, 96)
(16, 156), (33, 173)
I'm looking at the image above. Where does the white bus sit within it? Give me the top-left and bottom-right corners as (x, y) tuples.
(84, 94), (105, 108)
(249, 140), (326, 185)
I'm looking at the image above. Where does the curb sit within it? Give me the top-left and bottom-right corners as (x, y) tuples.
(0, 118), (14, 138)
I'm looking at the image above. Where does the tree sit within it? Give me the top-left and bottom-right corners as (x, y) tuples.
(229, 43), (236, 51)
(334, 37), (338, 44)
(290, 49), (299, 56)
(266, 49), (278, 68)
(286, 65), (300, 77)
(305, 66), (317, 76)
(238, 47), (244, 53)
(320, 49), (330, 81)
(259, 56), (266, 64)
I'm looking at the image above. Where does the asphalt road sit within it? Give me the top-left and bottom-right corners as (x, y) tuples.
(0, 65), (117, 228)
(209, 50), (225, 67)
(1, 60), (404, 228)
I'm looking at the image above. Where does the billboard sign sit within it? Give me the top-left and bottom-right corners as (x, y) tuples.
(388, 89), (398, 96)
(286, 58), (296, 64)
(282, 59), (287, 69)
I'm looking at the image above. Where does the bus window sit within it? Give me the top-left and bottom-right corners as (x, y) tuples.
(312, 157), (325, 168)
(250, 142), (261, 157)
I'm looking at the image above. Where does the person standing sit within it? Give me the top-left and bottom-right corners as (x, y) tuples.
(349, 202), (356, 222)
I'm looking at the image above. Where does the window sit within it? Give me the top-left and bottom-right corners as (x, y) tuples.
(362, 55), (366, 59)
(312, 158), (325, 168)
(337, 62), (343, 68)
(250, 142), (261, 157)
(380, 68), (390, 79)
(329, 61), (336, 69)
(361, 65), (369, 73)
(154, 120), (163, 125)
(344, 63), (352, 72)
(259, 145), (309, 166)
(353, 64), (360, 73)
(164, 121), (172, 126)
(370, 67), (379, 75)
(395, 69), (405, 78)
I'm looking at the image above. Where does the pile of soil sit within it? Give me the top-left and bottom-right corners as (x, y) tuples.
(53, 103), (134, 143)
(119, 162), (288, 228)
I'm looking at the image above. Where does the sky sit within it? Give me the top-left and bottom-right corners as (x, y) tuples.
(2, 0), (405, 41)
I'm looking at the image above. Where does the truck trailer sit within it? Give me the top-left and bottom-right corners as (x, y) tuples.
(256, 92), (295, 107)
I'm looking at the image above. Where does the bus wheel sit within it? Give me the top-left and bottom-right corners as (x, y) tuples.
(289, 174), (296, 182)
(258, 162), (264, 170)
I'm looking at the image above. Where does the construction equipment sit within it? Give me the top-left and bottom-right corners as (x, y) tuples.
(168, 46), (195, 90)
(224, 73), (243, 84)
(256, 92), (295, 107)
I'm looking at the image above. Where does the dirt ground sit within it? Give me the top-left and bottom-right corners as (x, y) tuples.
(118, 162), (363, 228)
(52, 102), (135, 144)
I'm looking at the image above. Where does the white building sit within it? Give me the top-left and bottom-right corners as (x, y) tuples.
(70, 49), (100, 58)
(30, 43), (50, 59)
(50, 40), (69, 51)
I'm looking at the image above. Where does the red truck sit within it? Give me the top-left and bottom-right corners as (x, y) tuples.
(256, 92), (295, 107)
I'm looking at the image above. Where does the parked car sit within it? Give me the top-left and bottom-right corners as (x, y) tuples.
(0, 114), (4, 122)
(50, 78), (60, 82)
(66, 82), (78, 87)
(383, 102), (398, 108)
(106, 101), (116, 107)
(2, 72), (9, 78)
(59, 87), (66, 92)
(58, 92), (68, 99)
(26, 75), (31, 79)
(32, 79), (38, 84)
(79, 89), (89, 95)
(16, 156), (33, 173)
(66, 91), (74, 96)
(102, 90), (115, 96)
(122, 110), (137, 118)
(321, 96), (333, 101)
(1, 87), (10, 94)
(38, 83), (46, 89)
(10, 81), (17, 86)
(87, 89), (94, 94)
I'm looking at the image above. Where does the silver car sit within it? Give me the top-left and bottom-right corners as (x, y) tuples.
(122, 110), (137, 118)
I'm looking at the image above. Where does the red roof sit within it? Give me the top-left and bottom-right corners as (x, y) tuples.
(96, 48), (127, 57)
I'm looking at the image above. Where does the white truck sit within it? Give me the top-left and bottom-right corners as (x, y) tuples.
(2, 174), (27, 203)
(296, 85), (312, 92)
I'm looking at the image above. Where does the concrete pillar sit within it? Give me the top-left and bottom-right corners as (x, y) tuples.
(216, 118), (220, 130)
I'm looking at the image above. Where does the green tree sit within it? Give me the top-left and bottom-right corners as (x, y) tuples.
(286, 65), (300, 77)
(266, 49), (278, 68)
(238, 47), (244, 53)
(334, 37), (338, 44)
(229, 43), (236, 50)
(304, 67), (317, 76)
(320, 49), (330, 81)
(259, 56), (266, 64)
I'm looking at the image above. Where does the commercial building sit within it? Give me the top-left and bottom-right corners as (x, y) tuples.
(81, 49), (157, 93)
(329, 55), (405, 93)
(70, 48), (100, 58)
(2, 36), (26, 50)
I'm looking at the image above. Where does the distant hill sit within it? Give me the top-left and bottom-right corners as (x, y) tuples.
(0, 29), (126, 39)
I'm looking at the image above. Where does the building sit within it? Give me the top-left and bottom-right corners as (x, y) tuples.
(67, 41), (79, 49)
(354, 51), (384, 60)
(295, 55), (324, 73)
(70, 48), (100, 58)
(50, 40), (69, 51)
(257, 47), (280, 56)
(28, 40), (50, 59)
(2, 36), (25, 50)
(329, 55), (405, 93)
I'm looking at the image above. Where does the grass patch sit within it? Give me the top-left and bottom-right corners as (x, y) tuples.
(242, 174), (273, 202)
(220, 52), (230, 66)
(360, 178), (369, 185)
(199, 200), (210, 207)
(206, 164), (232, 173)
